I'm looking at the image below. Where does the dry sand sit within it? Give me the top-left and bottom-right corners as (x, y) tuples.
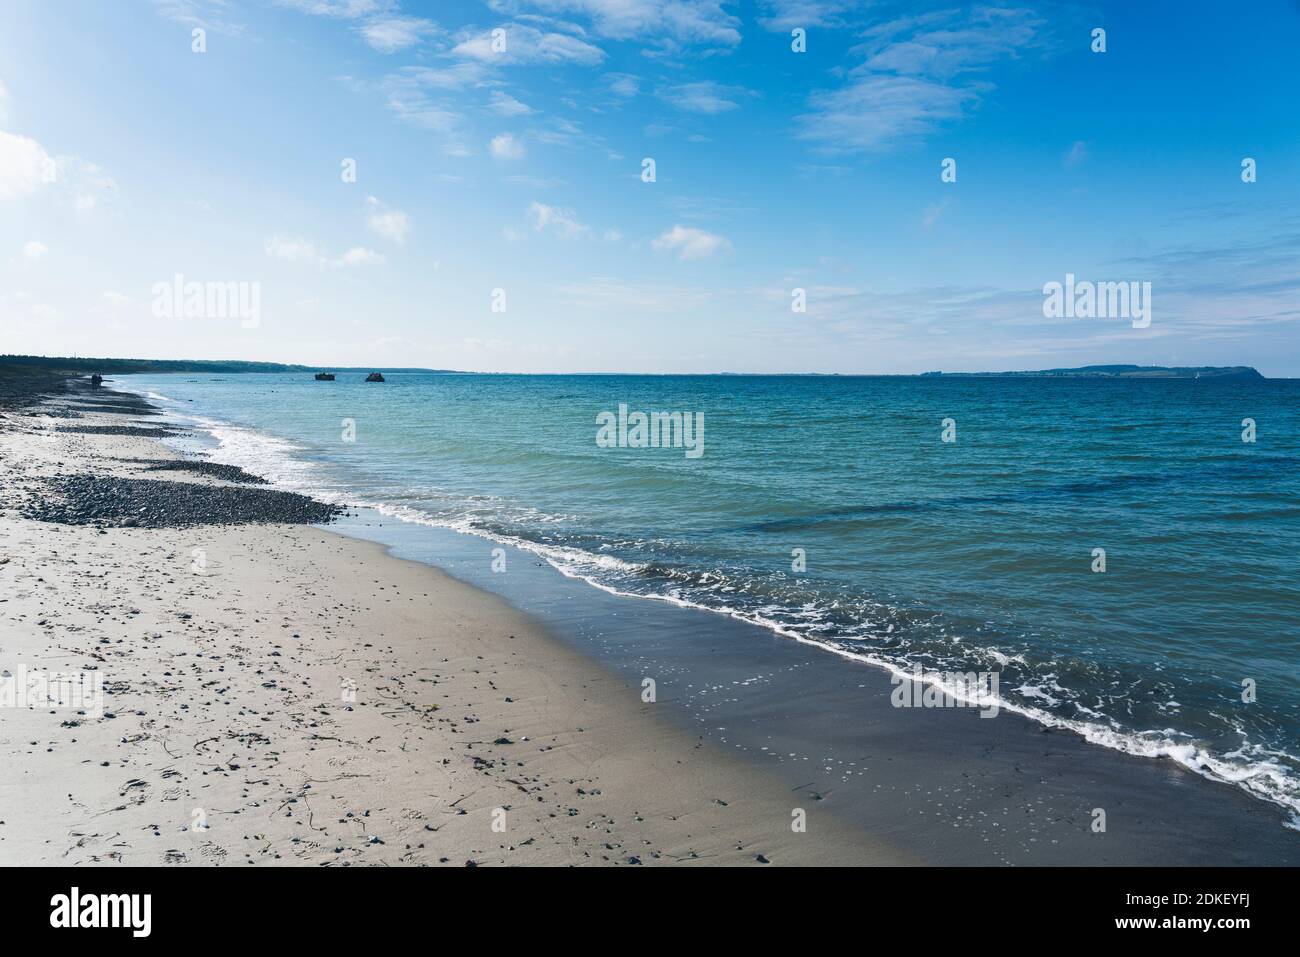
(0, 395), (902, 866)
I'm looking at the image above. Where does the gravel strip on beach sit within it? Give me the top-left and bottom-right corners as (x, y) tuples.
(124, 458), (270, 484)
(64, 403), (163, 415)
(23, 474), (343, 527)
(57, 425), (185, 437)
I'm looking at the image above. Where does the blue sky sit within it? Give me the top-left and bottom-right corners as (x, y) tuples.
(2, 0), (1299, 374)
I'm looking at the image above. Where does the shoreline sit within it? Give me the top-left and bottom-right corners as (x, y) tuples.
(0, 379), (898, 866)
(4, 377), (1299, 865)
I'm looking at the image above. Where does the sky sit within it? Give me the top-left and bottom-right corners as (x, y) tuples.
(2, 0), (1299, 374)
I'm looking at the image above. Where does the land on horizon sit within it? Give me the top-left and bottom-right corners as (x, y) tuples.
(0, 355), (1270, 380)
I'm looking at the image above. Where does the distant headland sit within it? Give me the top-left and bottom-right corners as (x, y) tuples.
(919, 365), (1264, 380)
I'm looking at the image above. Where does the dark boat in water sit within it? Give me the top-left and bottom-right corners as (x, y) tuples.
(314, 372), (335, 381)
(365, 372), (385, 382)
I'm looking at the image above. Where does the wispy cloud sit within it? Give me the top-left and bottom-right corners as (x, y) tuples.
(489, 0), (741, 51)
(264, 234), (385, 268)
(360, 16), (438, 52)
(604, 72), (640, 97)
(528, 201), (590, 238)
(366, 196), (411, 244)
(488, 90), (535, 116)
(452, 23), (605, 65)
(152, 0), (247, 36)
(333, 245), (385, 267)
(758, 0), (867, 31)
(798, 6), (1051, 153)
(275, 0), (386, 17)
(264, 235), (320, 263)
(652, 224), (732, 259)
(490, 132), (526, 159)
(659, 80), (751, 114)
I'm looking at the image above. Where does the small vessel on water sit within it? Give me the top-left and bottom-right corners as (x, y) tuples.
(314, 372), (335, 381)
(365, 372), (385, 382)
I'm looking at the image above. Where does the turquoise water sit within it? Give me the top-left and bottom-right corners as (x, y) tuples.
(121, 371), (1300, 822)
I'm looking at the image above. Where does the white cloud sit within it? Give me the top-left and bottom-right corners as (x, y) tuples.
(360, 16), (437, 53)
(1064, 140), (1088, 168)
(801, 74), (972, 153)
(274, 0), (383, 18)
(490, 132), (525, 160)
(22, 240), (47, 261)
(366, 195), (411, 244)
(333, 246), (384, 267)
(381, 65), (486, 135)
(265, 234), (384, 267)
(494, 1), (741, 50)
(529, 201), (589, 238)
(0, 131), (57, 201)
(758, 1), (865, 31)
(605, 72), (639, 97)
(60, 157), (117, 211)
(452, 23), (604, 65)
(603, 229), (622, 242)
(798, 7), (1049, 153)
(651, 224), (731, 260)
(488, 91), (534, 116)
(0, 78), (9, 123)
(921, 198), (950, 228)
(264, 235), (319, 262)
(660, 81), (748, 114)
(152, 0), (247, 36)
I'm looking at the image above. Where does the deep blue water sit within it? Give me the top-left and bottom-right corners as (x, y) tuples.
(120, 371), (1300, 823)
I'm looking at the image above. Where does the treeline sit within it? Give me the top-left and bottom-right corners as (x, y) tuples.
(0, 355), (312, 374)
(0, 355), (453, 375)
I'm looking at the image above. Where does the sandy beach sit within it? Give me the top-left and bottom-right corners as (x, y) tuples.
(0, 380), (899, 866)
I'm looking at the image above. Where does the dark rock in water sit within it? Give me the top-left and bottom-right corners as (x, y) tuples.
(314, 372), (335, 381)
(23, 474), (344, 528)
(365, 372), (385, 382)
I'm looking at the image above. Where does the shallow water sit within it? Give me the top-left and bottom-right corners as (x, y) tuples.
(120, 371), (1300, 825)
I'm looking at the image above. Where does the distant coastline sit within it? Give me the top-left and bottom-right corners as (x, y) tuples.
(0, 355), (1267, 380)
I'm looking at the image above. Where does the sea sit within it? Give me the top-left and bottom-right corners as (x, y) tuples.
(118, 371), (1300, 826)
